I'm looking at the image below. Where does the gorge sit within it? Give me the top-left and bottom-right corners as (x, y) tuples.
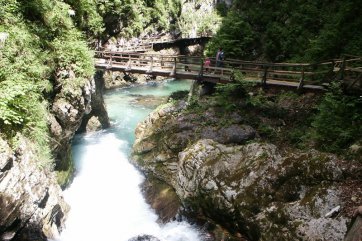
(58, 80), (204, 241)
(1, 0), (362, 240)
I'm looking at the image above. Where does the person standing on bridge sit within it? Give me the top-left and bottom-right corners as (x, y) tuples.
(204, 57), (211, 72)
(216, 48), (225, 68)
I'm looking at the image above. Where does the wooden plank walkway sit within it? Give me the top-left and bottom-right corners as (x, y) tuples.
(95, 51), (362, 92)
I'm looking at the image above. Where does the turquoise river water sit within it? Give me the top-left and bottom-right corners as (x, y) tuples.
(58, 80), (204, 241)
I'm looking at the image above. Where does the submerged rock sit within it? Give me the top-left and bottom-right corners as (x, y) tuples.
(130, 95), (168, 109)
(128, 234), (161, 241)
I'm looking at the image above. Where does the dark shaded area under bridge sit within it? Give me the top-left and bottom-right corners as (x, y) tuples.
(152, 37), (211, 52)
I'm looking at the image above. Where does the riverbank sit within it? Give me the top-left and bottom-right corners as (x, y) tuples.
(132, 83), (362, 240)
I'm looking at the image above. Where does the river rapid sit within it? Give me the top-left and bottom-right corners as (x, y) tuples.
(58, 80), (204, 241)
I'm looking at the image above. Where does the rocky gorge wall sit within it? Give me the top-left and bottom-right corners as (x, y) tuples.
(132, 94), (362, 240)
(0, 136), (68, 241)
(0, 70), (110, 240)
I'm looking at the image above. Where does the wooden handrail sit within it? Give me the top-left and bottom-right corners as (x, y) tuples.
(94, 50), (362, 91)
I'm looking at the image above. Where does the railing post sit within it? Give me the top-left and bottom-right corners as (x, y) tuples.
(340, 56), (346, 81)
(107, 52), (113, 69)
(199, 58), (204, 81)
(170, 57), (177, 77)
(262, 66), (268, 87)
(127, 54), (131, 70)
(298, 66), (305, 90)
(148, 56), (153, 73)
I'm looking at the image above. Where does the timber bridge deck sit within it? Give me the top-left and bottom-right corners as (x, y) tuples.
(95, 50), (362, 91)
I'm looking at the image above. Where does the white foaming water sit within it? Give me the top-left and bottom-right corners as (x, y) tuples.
(58, 80), (202, 241)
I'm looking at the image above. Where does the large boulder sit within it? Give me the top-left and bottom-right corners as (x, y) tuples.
(132, 102), (361, 240)
(176, 139), (348, 240)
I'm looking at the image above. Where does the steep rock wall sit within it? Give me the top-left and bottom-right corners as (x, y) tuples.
(0, 137), (69, 240)
(77, 70), (110, 132)
(0, 71), (110, 240)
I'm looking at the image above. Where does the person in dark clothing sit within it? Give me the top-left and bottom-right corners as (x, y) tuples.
(216, 48), (224, 67)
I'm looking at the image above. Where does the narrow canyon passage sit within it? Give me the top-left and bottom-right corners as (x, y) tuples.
(58, 80), (203, 241)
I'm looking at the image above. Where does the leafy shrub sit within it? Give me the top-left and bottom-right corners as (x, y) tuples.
(206, 0), (362, 62)
(311, 82), (362, 152)
(215, 71), (255, 98)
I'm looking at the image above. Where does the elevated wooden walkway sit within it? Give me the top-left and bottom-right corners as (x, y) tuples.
(95, 51), (362, 92)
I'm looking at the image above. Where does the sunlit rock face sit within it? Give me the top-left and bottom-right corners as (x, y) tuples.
(179, 0), (221, 38)
(77, 71), (110, 134)
(0, 137), (69, 241)
(50, 74), (95, 172)
(132, 102), (357, 240)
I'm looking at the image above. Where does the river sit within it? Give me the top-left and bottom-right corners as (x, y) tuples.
(58, 80), (204, 241)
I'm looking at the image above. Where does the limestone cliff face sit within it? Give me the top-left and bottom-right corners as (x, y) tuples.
(178, 0), (221, 38)
(77, 70), (110, 132)
(0, 70), (110, 240)
(49, 70), (110, 186)
(132, 100), (361, 240)
(49, 73), (94, 176)
(0, 136), (69, 241)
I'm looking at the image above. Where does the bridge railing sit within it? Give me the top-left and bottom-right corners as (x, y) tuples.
(94, 51), (362, 91)
(340, 55), (362, 90)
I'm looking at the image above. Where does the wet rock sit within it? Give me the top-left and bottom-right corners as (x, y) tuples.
(86, 116), (102, 132)
(128, 234), (161, 241)
(175, 140), (348, 240)
(344, 214), (362, 241)
(130, 95), (167, 109)
(103, 71), (164, 89)
(141, 176), (180, 223)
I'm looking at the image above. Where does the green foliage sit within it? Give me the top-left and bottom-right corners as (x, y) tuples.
(51, 29), (94, 77)
(311, 82), (362, 152)
(65, 0), (181, 39)
(177, 0), (221, 38)
(206, 0), (362, 62)
(205, 11), (257, 59)
(216, 2), (228, 17)
(215, 71), (255, 97)
(0, 0), (95, 168)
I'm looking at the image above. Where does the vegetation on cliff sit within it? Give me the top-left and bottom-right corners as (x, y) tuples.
(203, 0), (362, 155)
(207, 0), (362, 62)
(0, 0), (94, 166)
(65, 0), (181, 40)
(210, 76), (362, 158)
(0, 0), (184, 168)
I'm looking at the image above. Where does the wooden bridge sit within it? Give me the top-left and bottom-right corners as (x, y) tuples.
(95, 51), (362, 92)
